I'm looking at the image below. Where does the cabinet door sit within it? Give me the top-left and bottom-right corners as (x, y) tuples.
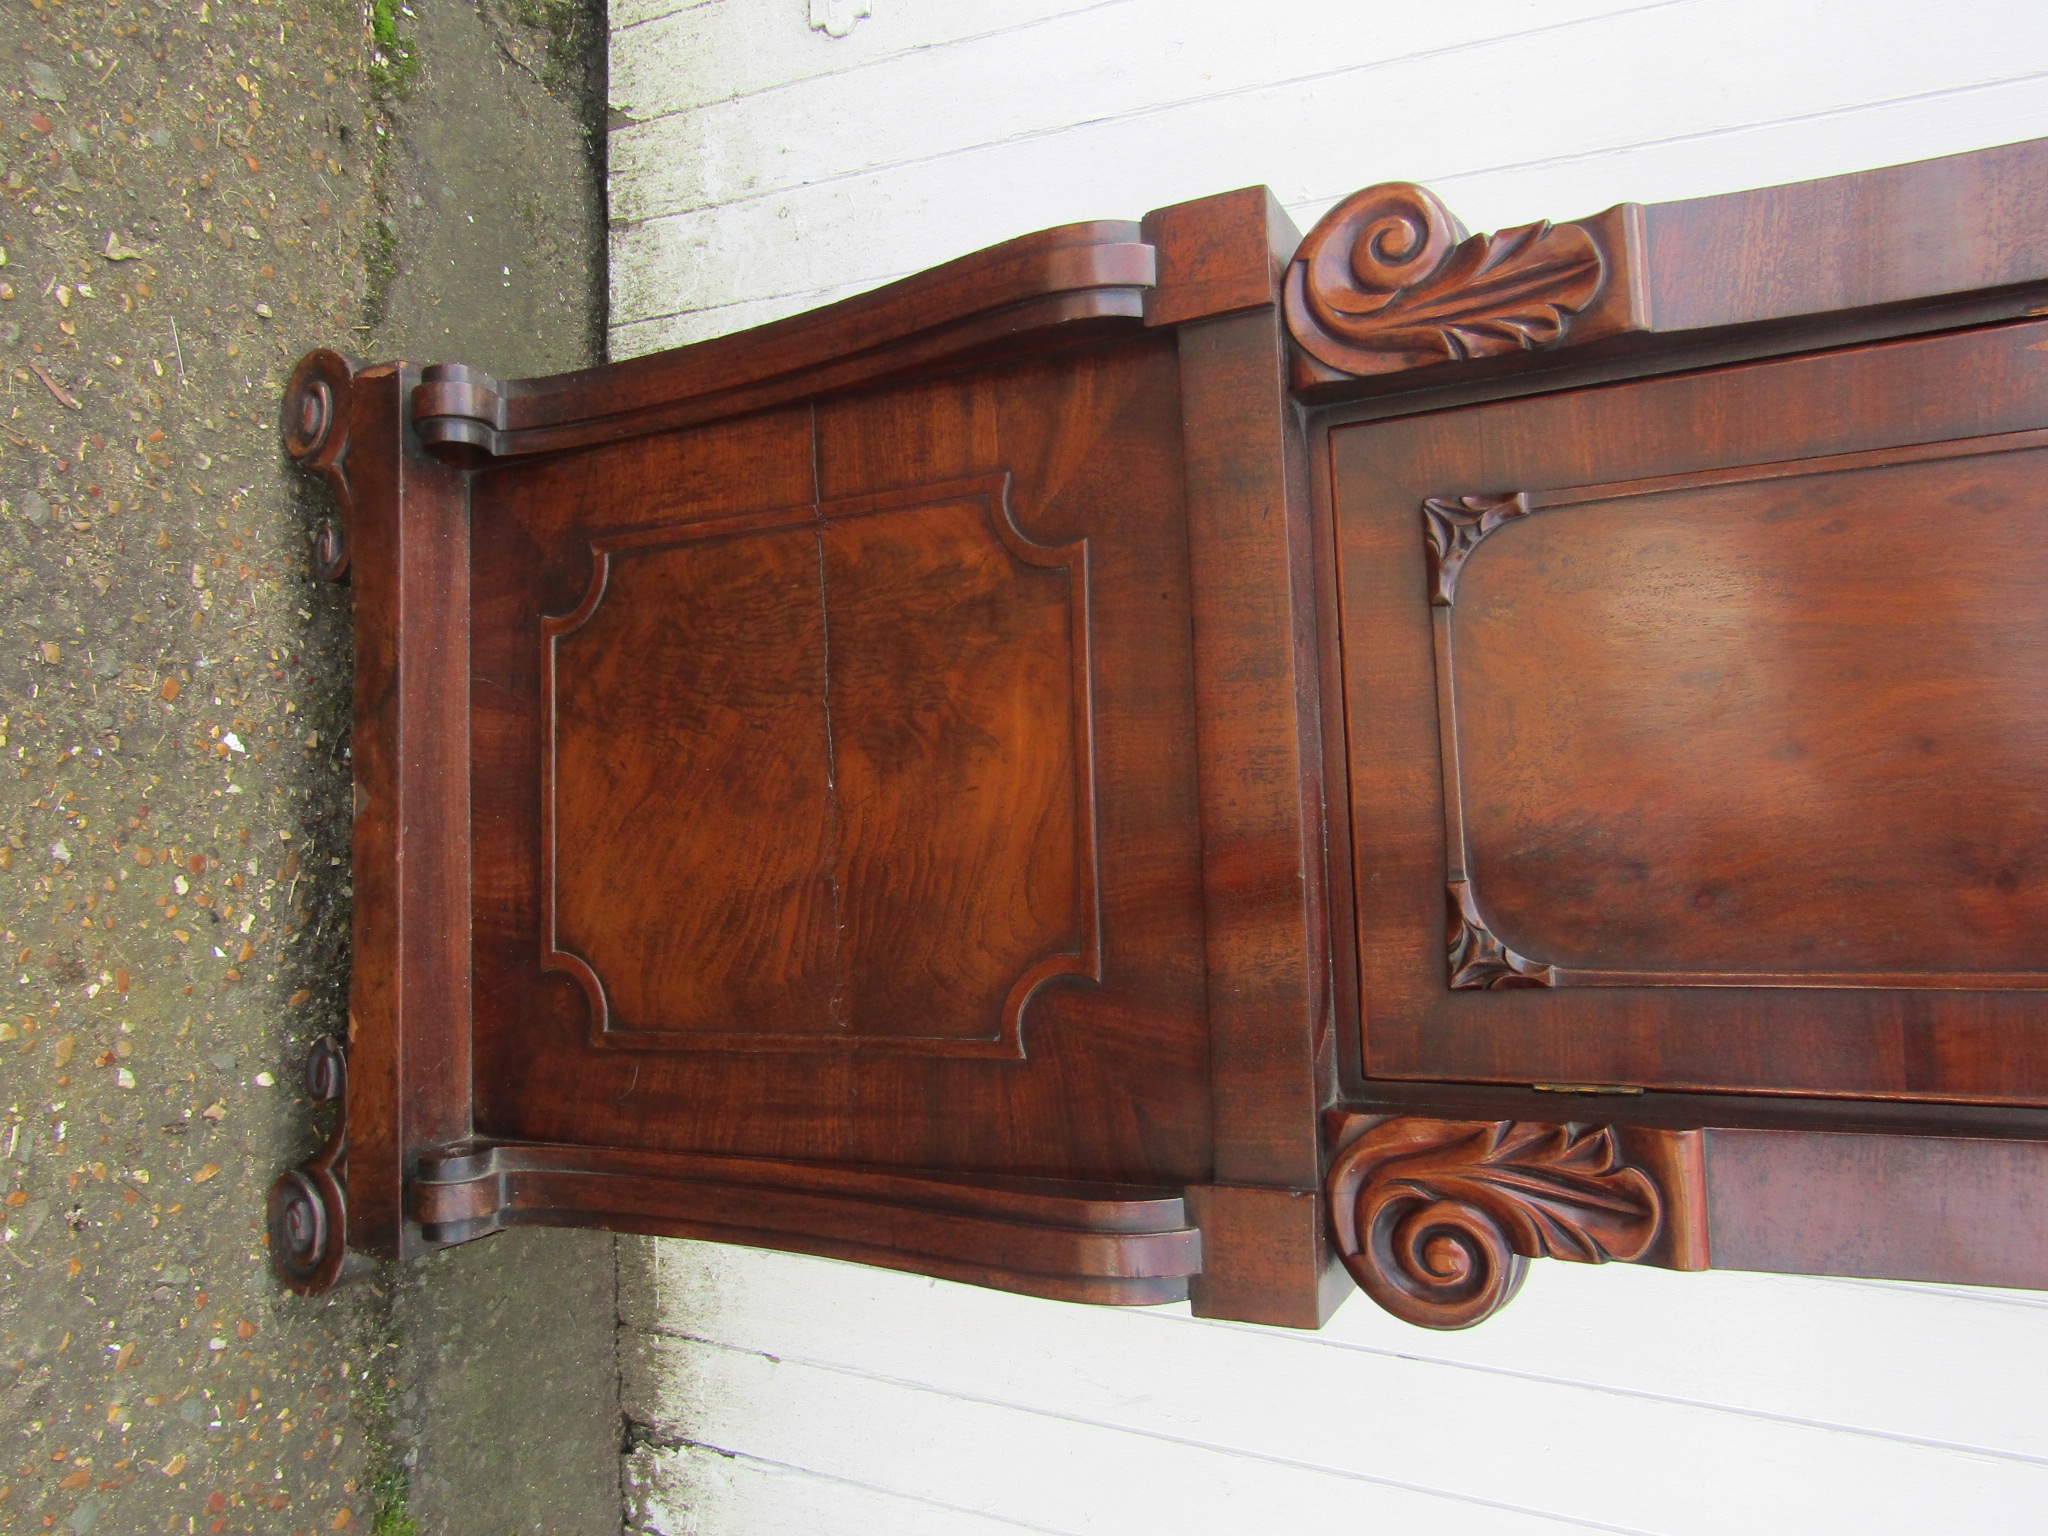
(1332, 318), (2048, 1103)
(464, 337), (1215, 1182)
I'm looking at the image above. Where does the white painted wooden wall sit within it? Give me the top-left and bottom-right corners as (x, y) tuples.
(605, 2), (2048, 1530)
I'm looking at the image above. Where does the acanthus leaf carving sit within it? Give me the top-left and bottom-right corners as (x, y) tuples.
(1423, 492), (1531, 606)
(1447, 878), (1555, 989)
(1325, 1115), (1665, 1329)
(1286, 182), (1605, 379)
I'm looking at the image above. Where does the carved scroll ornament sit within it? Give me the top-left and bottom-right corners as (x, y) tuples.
(267, 1034), (350, 1295)
(1325, 1115), (1705, 1329)
(282, 348), (356, 583)
(1286, 183), (1606, 379)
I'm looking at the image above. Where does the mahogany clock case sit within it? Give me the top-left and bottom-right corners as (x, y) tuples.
(273, 136), (2048, 1331)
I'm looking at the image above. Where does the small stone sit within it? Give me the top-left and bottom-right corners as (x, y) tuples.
(21, 491), (48, 526)
(147, 127), (170, 148)
(115, 1068), (136, 1089)
(25, 61), (67, 102)
(103, 232), (144, 262)
(253, 1071), (274, 1087)
(208, 1052), (235, 1073)
(254, 302), (273, 318)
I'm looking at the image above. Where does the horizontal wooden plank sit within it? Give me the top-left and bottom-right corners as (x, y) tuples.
(625, 1303), (2048, 1534)
(641, 1239), (2048, 1459)
(626, 1333), (1599, 1534)
(626, 1443), (1041, 1536)
(611, 0), (1643, 186)
(1406, 69), (2048, 244)
(608, 276), (899, 360)
(610, 0), (1104, 115)
(612, 0), (2048, 226)
(629, 1241), (2048, 1523)
(612, 52), (2048, 331)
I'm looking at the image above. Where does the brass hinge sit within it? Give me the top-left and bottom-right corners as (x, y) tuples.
(1531, 1082), (1645, 1096)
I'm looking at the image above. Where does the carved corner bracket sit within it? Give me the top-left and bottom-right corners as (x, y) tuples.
(1284, 182), (1643, 386)
(281, 348), (358, 583)
(267, 1035), (351, 1296)
(1324, 1114), (1707, 1329)
(1448, 878), (1555, 990)
(1423, 491), (1532, 606)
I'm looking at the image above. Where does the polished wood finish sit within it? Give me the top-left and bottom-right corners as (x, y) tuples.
(468, 338), (1208, 1178)
(1333, 318), (2048, 1103)
(280, 351), (471, 1263)
(1286, 183), (1643, 385)
(412, 220), (1156, 462)
(1642, 137), (2048, 335)
(1324, 1113), (1706, 1329)
(411, 1144), (1199, 1306)
(1703, 1129), (2048, 1289)
(1444, 430), (2048, 993)
(1184, 1184), (1349, 1329)
(539, 473), (1095, 1055)
(280, 137), (2048, 1329)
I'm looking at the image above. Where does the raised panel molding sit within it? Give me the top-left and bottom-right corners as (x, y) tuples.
(541, 472), (1101, 1057)
(1428, 427), (2048, 994)
(1324, 1113), (1707, 1329)
(1284, 183), (1642, 385)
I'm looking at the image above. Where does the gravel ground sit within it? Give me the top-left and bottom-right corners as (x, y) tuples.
(0, 1), (617, 1531)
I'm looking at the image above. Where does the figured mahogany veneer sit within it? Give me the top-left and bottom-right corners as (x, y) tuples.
(278, 139), (2048, 1331)
(539, 472), (1097, 1057)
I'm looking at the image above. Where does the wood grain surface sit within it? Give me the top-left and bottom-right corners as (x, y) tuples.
(1331, 316), (2048, 1103)
(467, 336), (1210, 1180)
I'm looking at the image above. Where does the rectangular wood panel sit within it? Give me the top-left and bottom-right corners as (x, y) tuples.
(465, 337), (1212, 1181)
(545, 480), (1090, 1055)
(1331, 317), (2048, 1103)
(1440, 431), (2048, 988)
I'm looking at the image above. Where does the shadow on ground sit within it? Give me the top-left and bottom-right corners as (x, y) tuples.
(0, 1), (619, 1531)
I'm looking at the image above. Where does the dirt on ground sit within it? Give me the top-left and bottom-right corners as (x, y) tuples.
(0, 0), (619, 1532)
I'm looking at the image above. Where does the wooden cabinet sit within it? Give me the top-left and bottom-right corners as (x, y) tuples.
(273, 139), (2048, 1330)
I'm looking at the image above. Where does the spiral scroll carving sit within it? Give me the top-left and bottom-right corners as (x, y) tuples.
(267, 1034), (350, 1296)
(1326, 1116), (1663, 1329)
(1285, 182), (1605, 378)
(282, 348), (358, 584)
